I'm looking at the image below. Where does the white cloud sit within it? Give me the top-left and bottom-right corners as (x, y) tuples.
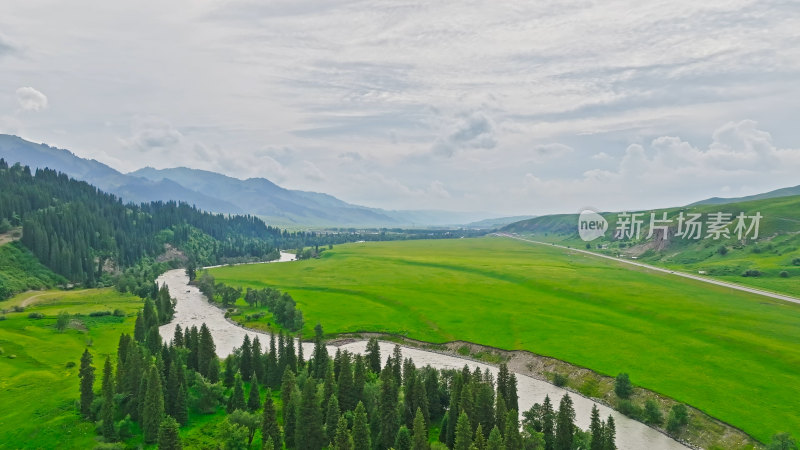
(302, 160), (325, 181)
(122, 117), (183, 152)
(16, 87), (48, 111)
(432, 112), (497, 157)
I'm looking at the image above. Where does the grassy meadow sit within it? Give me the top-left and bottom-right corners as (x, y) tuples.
(210, 236), (800, 443)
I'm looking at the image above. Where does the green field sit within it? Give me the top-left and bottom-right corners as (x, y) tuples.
(210, 236), (800, 443)
(0, 288), (144, 448)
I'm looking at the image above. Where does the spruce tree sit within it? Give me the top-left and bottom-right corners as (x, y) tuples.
(589, 404), (603, 450)
(326, 394), (341, 445)
(334, 415), (353, 450)
(496, 364), (509, 407)
(253, 336), (265, 382)
(378, 366), (399, 450)
(78, 348), (95, 419)
(446, 374), (463, 447)
(248, 376), (261, 411)
(603, 416), (616, 450)
(395, 426), (412, 450)
(412, 408), (429, 450)
(266, 334), (279, 388)
(224, 355), (236, 388)
(554, 394), (575, 450)
(475, 383), (494, 439)
(494, 393), (507, 439)
(228, 374), (247, 413)
(241, 335), (253, 382)
(353, 401), (371, 450)
(134, 312), (145, 343)
(284, 393), (298, 449)
(365, 337), (381, 373)
(101, 357), (116, 440)
(312, 323), (329, 379)
(454, 412), (473, 450)
(296, 379), (325, 450)
(172, 324), (184, 347)
(337, 352), (356, 412)
(280, 370), (297, 422)
(142, 365), (165, 444)
(261, 396), (282, 450)
(505, 374), (518, 413)
(503, 410), (522, 450)
(542, 395), (555, 450)
(486, 426), (504, 450)
(460, 383), (476, 433)
(198, 323), (216, 379)
(353, 354), (366, 404)
(175, 383), (189, 426)
(158, 416), (182, 450)
(473, 424), (486, 450)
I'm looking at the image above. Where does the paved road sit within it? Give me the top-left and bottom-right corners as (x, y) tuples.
(495, 233), (800, 306)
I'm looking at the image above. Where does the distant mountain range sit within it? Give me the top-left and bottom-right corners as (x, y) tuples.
(688, 185), (800, 206)
(0, 134), (493, 227)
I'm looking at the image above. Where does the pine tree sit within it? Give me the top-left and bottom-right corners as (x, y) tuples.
(589, 404), (604, 450)
(175, 383), (189, 426)
(503, 410), (522, 450)
(486, 426), (505, 450)
(496, 364), (509, 407)
(142, 365), (165, 444)
(253, 336), (265, 383)
(228, 374), (247, 413)
(280, 370), (297, 422)
(312, 323), (329, 379)
(158, 415), (182, 450)
(172, 324), (184, 347)
(248, 376), (261, 411)
(101, 357), (116, 440)
(261, 396), (282, 450)
(473, 424), (486, 450)
(78, 348), (95, 419)
(284, 393), (298, 449)
(263, 437), (275, 450)
(554, 394), (575, 450)
(323, 365), (337, 412)
(395, 426), (412, 450)
(366, 337), (381, 373)
(603, 416), (616, 450)
(494, 393), (507, 439)
(412, 408), (429, 450)
(326, 394), (341, 445)
(455, 412), (473, 450)
(542, 396), (555, 450)
(337, 352), (356, 412)
(378, 367), (399, 450)
(224, 355), (237, 388)
(353, 401), (371, 450)
(198, 323), (216, 379)
(334, 415), (353, 450)
(353, 354), (366, 404)
(505, 374), (518, 413)
(241, 335), (253, 382)
(134, 312), (145, 342)
(392, 345), (403, 386)
(266, 334), (279, 388)
(296, 379), (325, 450)
(460, 382), (475, 433)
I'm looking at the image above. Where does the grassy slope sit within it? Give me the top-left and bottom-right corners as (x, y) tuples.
(211, 237), (800, 442)
(0, 288), (143, 449)
(0, 241), (67, 299)
(503, 195), (800, 298)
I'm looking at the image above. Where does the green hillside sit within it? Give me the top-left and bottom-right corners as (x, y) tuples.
(0, 241), (67, 300)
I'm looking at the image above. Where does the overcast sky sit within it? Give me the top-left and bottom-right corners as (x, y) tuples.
(1, 0), (799, 215)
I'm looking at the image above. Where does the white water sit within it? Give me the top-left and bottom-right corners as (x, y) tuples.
(157, 261), (689, 450)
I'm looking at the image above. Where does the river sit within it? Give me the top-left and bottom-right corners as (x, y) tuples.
(157, 257), (689, 450)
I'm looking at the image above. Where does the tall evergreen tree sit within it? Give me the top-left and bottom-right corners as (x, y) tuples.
(248, 376), (261, 412)
(228, 375), (247, 413)
(395, 426), (412, 450)
(503, 410), (522, 450)
(172, 324), (184, 347)
(326, 394), (341, 445)
(134, 312), (145, 343)
(158, 416), (182, 450)
(554, 395), (575, 450)
(266, 334), (279, 388)
(353, 401), (371, 450)
(603, 416), (616, 450)
(378, 366), (400, 450)
(541, 396), (555, 450)
(284, 393), (298, 449)
(486, 426), (504, 450)
(253, 336), (265, 382)
(337, 352), (356, 412)
(240, 335), (253, 382)
(261, 396), (282, 450)
(365, 337), (381, 373)
(198, 323), (216, 379)
(281, 370), (297, 422)
(142, 365), (165, 444)
(296, 379), (325, 450)
(475, 382), (494, 439)
(174, 383), (189, 426)
(412, 408), (429, 450)
(505, 374), (519, 413)
(473, 424), (486, 450)
(589, 404), (604, 450)
(224, 355), (237, 388)
(334, 415), (353, 450)
(454, 412), (473, 450)
(494, 393), (507, 439)
(78, 348), (95, 419)
(312, 323), (329, 379)
(101, 356), (116, 440)
(446, 375), (463, 448)
(353, 354), (366, 404)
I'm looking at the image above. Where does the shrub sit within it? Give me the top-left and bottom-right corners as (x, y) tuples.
(618, 399), (643, 419)
(742, 269), (761, 277)
(56, 311), (70, 332)
(65, 361), (76, 368)
(113, 309), (126, 317)
(779, 271), (789, 278)
(7, 354), (16, 359)
(717, 246), (728, 255)
(553, 373), (568, 387)
(615, 373), (633, 398)
(12, 305), (24, 312)
(793, 257), (800, 266)
(457, 345), (470, 356)
(644, 399), (663, 425)
(666, 404), (689, 434)
(28, 312), (45, 319)
(0, 315), (6, 321)
(89, 310), (111, 317)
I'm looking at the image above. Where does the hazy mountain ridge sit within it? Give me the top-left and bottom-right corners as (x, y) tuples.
(688, 185), (800, 206)
(0, 134), (494, 226)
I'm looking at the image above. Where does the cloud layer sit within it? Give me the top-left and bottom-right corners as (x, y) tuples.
(1, 0), (799, 215)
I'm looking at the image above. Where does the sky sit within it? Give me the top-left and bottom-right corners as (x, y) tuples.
(1, 0), (799, 216)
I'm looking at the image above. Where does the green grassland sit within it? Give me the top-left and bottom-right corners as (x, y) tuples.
(210, 236), (800, 443)
(504, 195), (800, 298)
(0, 241), (67, 300)
(0, 288), (143, 448)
